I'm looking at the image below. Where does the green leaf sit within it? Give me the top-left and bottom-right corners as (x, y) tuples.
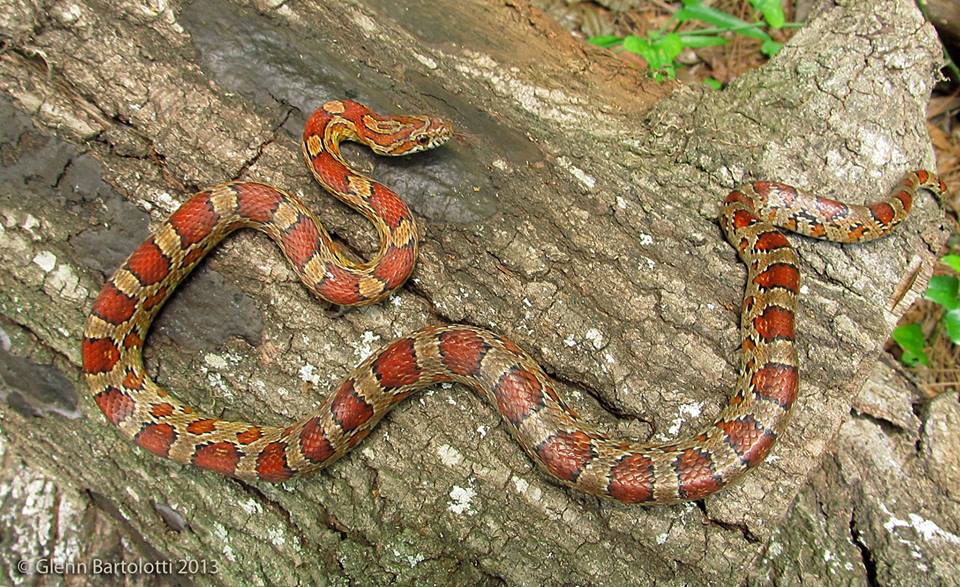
(675, 4), (770, 40)
(622, 35), (649, 56)
(678, 34), (729, 49)
(751, 0), (786, 28)
(656, 33), (684, 62)
(944, 309), (960, 344)
(941, 254), (960, 273)
(588, 35), (623, 48)
(891, 323), (929, 366)
(925, 275), (960, 310)
(899, 348), (927, 367)
(761, 39), (783, 57)
(703, 77), (723, 90)
(622, 33), (684, 79)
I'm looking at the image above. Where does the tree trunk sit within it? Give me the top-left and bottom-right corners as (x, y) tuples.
(0, 0), (948, 585)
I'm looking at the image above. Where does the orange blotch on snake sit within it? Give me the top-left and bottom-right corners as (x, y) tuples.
(169, 192), (219, 248)
(92, 283), (137, 325)
(192, 442), (240, 476)
(494, 367), (545, 427)
(122, 370), (143, 390)
(893, 190), (913, 213)
(236, 426), (263, 444)
(331, 380), (374, 432)
(281, 215), (321, 269)
(753, 306), (795, 342)
(186, 419), (217, 435)
(236, 183), (282, 222)
(369, 183), (410, 229)
(869, 202), (896, 225)
(751, 181), (773, 198)
(753, 263), (800, 294)
(311, 151), (351, 194)
(82, 337), (121, 374)
(256, 441), (293, 482)
(372, 338), (421, 389)
(717, 416), (774, 468)
(751, 363), (798, 409)
(136, 423), (177, 457)
(299, 417), (335, 464)
(373, 245), (415, 290)
(846, 225), (869, 241)
(733, 209), (759, 229)
(95, 387), (135, 425)
(315, 264), (362, 306)
(607, 453), (655, 503)
(150, 402), (174, 418)
(754, 231), (790, 251)
(723, 190), (753, 207)
(438, 329), (489, 376)
(537, 430), (595, 483)
(123, 332), (142, 349)
(126, 238), (170, 286)
(675, 448), (721, 501)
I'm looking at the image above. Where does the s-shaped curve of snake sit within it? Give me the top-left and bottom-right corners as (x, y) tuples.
(82, 99), (947, 504)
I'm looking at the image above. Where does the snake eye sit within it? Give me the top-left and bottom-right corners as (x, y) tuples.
(416, 135), (430, 146)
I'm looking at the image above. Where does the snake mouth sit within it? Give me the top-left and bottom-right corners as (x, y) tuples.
(406, 118), (454, 153)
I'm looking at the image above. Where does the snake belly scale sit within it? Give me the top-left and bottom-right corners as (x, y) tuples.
(82, 99), (946, 504)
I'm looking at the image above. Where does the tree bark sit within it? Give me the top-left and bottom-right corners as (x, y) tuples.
(0, 0), (949, 585)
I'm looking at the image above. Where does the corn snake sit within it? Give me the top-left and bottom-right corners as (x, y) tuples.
(81, 99), (946, 504)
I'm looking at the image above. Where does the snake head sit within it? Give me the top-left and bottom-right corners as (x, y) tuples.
(404, 117), (454, 154)
(363, 114), (454, 156)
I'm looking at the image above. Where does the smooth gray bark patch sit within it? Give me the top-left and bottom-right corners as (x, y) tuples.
(0, 0), (950, 585)
(0, 348), (78, 419)
(154, 269), (265, 352)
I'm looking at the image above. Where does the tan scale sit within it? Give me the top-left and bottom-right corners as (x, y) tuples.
(302, 255), (328, 286)
(348, 174), (373, 198)
(209, 185), (239, 216)
(391, 217), (417, 247)
(322, 100), (345, 114)
(271, 200), (302, 231)
(305, 134), (324, 159)
(153, 222), (184, 260)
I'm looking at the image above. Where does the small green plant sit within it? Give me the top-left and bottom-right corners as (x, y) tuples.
(588, 0), (799, 81)
(892, 254), (960, 367)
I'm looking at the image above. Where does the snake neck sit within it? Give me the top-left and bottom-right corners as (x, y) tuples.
(299, 109), (418, 288)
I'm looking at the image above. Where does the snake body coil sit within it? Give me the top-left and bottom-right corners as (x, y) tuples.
(82, 100), (946, 504)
